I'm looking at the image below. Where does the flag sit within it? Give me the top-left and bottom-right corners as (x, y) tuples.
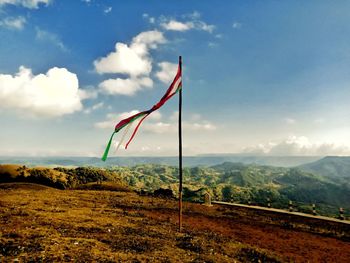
(102, 58), (182, 161)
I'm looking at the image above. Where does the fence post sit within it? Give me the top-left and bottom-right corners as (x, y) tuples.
(267, 198), (271, 208)
(339, 207), (344, 220)
(203, 192), (212, 206)
(289, 200), (293, 212)
(312, 203), (317, 216)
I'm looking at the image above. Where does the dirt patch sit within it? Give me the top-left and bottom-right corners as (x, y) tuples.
(0, 185), (349, 262)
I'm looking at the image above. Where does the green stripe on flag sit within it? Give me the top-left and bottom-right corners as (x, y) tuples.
(101, 132), (116, 162)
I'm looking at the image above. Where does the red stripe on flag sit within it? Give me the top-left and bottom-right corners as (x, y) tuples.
(125, 113), (150, 149)
(102, 57), (182, 161)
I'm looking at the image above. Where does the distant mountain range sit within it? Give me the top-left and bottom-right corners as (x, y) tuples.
(0, 155), (322, 168)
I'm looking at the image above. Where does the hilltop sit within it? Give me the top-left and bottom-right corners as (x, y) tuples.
(0, 164), (128, 190)
(1, 183), (349, 262)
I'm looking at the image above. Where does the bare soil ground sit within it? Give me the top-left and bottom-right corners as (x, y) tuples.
(0, 183), (349, 262)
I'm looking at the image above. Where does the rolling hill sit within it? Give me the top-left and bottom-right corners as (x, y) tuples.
(299, 156), (350, 185)
(1, 160), (349, 218)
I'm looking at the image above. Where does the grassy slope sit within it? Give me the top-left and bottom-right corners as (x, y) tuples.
(299, 156), (350, 183)
(112, 163), (350, 216)
(0, 183), (350, 262)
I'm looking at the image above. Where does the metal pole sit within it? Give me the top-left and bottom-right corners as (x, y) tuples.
(178, 56), (183, 232)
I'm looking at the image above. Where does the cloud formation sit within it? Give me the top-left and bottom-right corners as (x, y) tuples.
(95, 110), (216, 135)
(142, 13), (155, 24)
(36, 28), (68, 52)
(99, 77), (153, 96)
(232, 22), (242, 29)
(84, 102), (104, 114)
(159, 12), (215, 33)
(161, 20), (192, 31)
(155, 62), (178, 84)
(0, 16), (26, 30)
(104, 7), (112, 14)
(94, 30), (165, 76)
(0, 66), (84, 117)
(0, 0), (50, 9)
(143, 121), (216, 134)
(243, 136), (350, 156)
(94, 30), (166, 96)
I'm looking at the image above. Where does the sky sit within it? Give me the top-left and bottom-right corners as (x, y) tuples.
(1, 0), (350, 157)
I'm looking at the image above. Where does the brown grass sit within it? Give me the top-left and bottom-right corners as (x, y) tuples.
(0, 182), (349, 262)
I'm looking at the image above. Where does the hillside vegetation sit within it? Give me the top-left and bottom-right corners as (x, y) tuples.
(108, 162), (350, 216)
(1, 161), (349, 218)
(0, 164), (127, 190)
(300, 156), (350, 185)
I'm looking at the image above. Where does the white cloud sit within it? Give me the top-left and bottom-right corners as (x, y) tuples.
(99, 76), (153, 96)
(243, 135), (350, 156)
(36, 28), (67, 52)
(0, 66), (83, 117)
(143, 121), (216, 134)
(94, 43), (152, 76)
(184, 11), (201, 20)
(185, 122), (217, 131)
(84, 102), (104, 114)
(143, 111), (216, 134)
(142, 13), (155, 24)
(0, 0), (50, 9)
(170, 111), (179, 122)
(155, 62), (178, 84)
(197, 21), (215, 33)
(94, 110), (140, 129)
(153, 112), (216, 133)
(161, 20), (193, 31)
(0, 16), (26, 30)
(161, 18), (215, 33)
(156, 12), (214, 33)
(78, 86), (98, 100)
(143, 122), (173, 134)
(94, 30), (166, 76)
(95, 110), (215, 134)
(104, 6), (112, 14)
(232, 22), (242, 29)
(148, 110), (162, 120)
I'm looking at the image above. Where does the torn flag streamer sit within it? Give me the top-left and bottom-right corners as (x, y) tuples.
(102, 59), (182, 161)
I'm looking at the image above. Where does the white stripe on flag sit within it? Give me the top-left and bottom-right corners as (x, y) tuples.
(115, 122), (132, 152)
(169, 76), (181, 97)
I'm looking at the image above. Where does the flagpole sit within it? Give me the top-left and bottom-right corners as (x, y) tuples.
(178, 56), (183, 232)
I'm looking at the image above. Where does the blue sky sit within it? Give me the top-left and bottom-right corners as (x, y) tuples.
(1, 0), (350, 156)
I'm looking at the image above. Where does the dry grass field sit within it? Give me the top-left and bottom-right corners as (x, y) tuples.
(0, 182), (350, 262)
